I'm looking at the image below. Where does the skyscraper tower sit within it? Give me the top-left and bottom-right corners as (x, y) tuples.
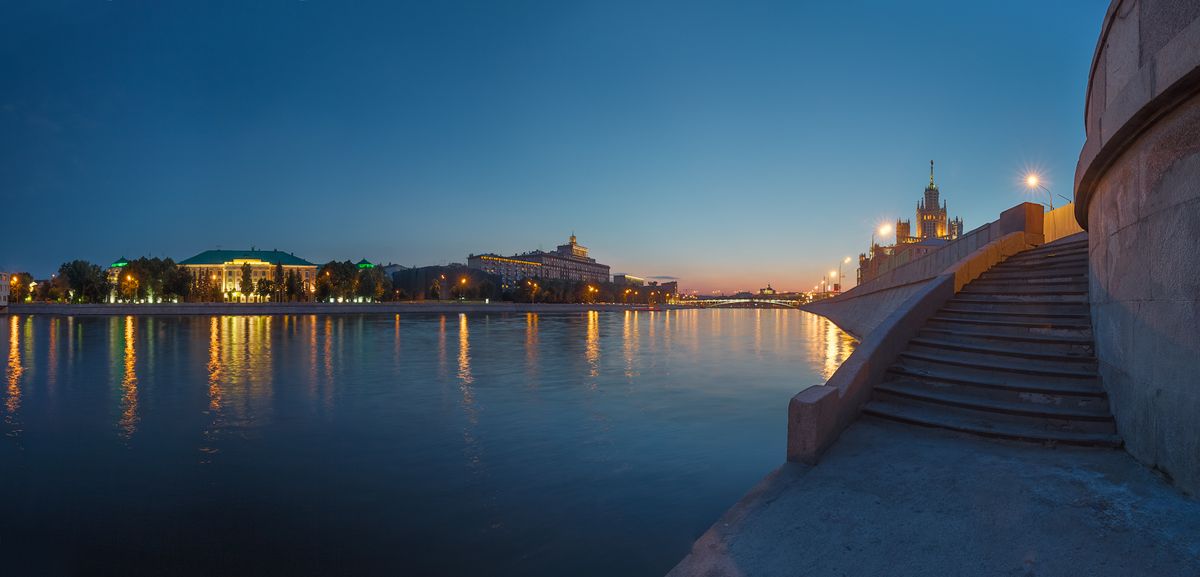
(917, 160), (949, 239)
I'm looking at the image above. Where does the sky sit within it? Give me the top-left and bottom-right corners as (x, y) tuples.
(1, 1), (1108, 293)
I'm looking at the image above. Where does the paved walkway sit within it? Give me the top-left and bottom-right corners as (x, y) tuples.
(668, 418), (1200, 577)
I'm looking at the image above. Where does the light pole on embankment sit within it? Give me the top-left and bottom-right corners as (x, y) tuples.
(1023, 173), (1070, 210)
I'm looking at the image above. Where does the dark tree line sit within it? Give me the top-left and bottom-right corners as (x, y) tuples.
(314, 261), (398, 302)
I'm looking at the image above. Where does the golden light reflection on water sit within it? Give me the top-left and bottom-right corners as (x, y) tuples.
(586, 310), (600, 382)
(198, 316), (277, 457)
(457, 314), (474, 388)
(457, 314), (482, 471)
(118, 316), (138, 440)
(525, 313), (539, 382)
(208, 317), (223, 413)
(6, 315), (23, 433)
(800, 311), (857, 381)
(623, 311), (639, 379)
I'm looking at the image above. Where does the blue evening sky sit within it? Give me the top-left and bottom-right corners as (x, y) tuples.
(1, 1), (1106, 292)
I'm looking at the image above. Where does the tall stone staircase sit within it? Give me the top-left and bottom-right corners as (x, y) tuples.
(863, 233), (1121, 447)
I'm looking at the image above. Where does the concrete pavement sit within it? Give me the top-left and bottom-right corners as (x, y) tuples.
(669, 418), (1200, 577)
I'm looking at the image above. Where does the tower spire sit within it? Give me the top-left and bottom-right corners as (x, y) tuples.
(929, 159), (935, 186)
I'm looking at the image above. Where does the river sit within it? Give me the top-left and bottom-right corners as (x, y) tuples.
(0, 310), (854, 576)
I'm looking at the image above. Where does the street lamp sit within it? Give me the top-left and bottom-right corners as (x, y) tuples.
(841, 256), (853, 289)
(871, 223), (893, 252)
(1025, 172), (1054, 209)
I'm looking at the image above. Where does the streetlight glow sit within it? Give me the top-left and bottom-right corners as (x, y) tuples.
(879, 224), (893, 236)
(1025, 173), (1040, 188)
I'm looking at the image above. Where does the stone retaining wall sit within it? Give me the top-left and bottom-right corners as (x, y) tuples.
(1075, 0), (1200, 494)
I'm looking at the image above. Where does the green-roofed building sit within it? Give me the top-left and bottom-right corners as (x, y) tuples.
(178, 249), (318, 300)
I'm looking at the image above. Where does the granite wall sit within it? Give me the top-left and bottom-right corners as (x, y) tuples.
(1075, 0), (1200, 494)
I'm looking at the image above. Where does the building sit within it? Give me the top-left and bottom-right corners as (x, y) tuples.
(178, 249), (318, 300)
(759, 284), (777, 296)
(466, 254), (542, 290)
(1, 272), (9, 311)
(895, 161), (964, 244)
(380, 263), (409, 278)
(469, 234), (611, 285)
(653, 280), (678, 297)
(107, 256), (130, 286)
(860, 161), (966, 285)
(393, 265), (500, 301)
(613, 274), (645, 286)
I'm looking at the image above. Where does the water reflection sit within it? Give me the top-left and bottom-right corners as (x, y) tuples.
(118, 316), (138, 439)
(585, 311), (600, 383)
(525, 313), (539, 383)
(6, 315), (22, 435)
(2, 310), (858, 577)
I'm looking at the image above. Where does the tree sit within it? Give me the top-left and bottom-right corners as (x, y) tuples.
(9, 272), (33, 302)
(256, 278), (274, 300)
(273, 263), (285, 302)
(117, 271), (140, 302)
(316, 261), (357, 302)
(284, 269), (301, 302)
(58, 260), (111, 303)
(355, 267), (390, 302)
(240, 263), (254, 300)
(162, 264), (192, 302)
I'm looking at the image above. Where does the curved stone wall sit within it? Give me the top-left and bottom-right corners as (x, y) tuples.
(1076, 0), (1200, 494)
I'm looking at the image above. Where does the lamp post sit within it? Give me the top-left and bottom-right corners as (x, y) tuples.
(871, 223), (893, 253)
(1024, 173), (1054, 210)
(841, 256), (853, 289)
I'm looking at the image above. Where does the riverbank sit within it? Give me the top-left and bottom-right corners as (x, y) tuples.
(668, 417), (1200, 576)
(4, 302), (691, 316)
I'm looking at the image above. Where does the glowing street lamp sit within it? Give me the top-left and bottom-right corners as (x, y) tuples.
(1024, 172), (1054, 209)
(871, 223), (893, 250)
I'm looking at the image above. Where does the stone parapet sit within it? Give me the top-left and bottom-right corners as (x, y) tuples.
(788, 231), (1034, 464)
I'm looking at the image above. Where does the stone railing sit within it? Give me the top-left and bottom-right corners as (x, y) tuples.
(805, 202), (1044, 338)
(789, 202), (1046, 464)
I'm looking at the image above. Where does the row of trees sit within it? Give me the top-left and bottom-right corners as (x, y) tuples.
(503, 278), (672, 304)
(314, 261), (404, 302)
(8, 260), (676, 305)
(233, 261), (311, 303)
(8, 258), (319, 304)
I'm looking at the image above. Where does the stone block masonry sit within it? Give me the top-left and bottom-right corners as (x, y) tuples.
(1075, 0), (1200, 495)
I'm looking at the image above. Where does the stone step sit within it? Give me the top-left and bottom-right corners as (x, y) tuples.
(886, 363), (1106, 398)
(862, 401), (1122, 447)
(875, 379), (1113, 421)
(1017, 238), (1094, 256)
(951, 292), (1088, 304)
(967, 277), (1089, 288)
(909, 335), (1096, 363)
(979, 267), (1090, 282)
(960, 284), (1089, 296)
(1003, 247), (1089, 265)
(926, 316), (1093, 337)
(898, 349), (1097, 379)
(993, 254), (1089, 269)
(918, 326), (1094, 355)
(906, 343), (1097, 376)
(941, 301), (1090, 316)
(940, 303), (1094, 316)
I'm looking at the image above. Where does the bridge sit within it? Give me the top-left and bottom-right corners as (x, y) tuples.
(686, 298), (807, 309)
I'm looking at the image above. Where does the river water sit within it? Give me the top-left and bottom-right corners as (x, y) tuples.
(0, 310), (854, 576)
